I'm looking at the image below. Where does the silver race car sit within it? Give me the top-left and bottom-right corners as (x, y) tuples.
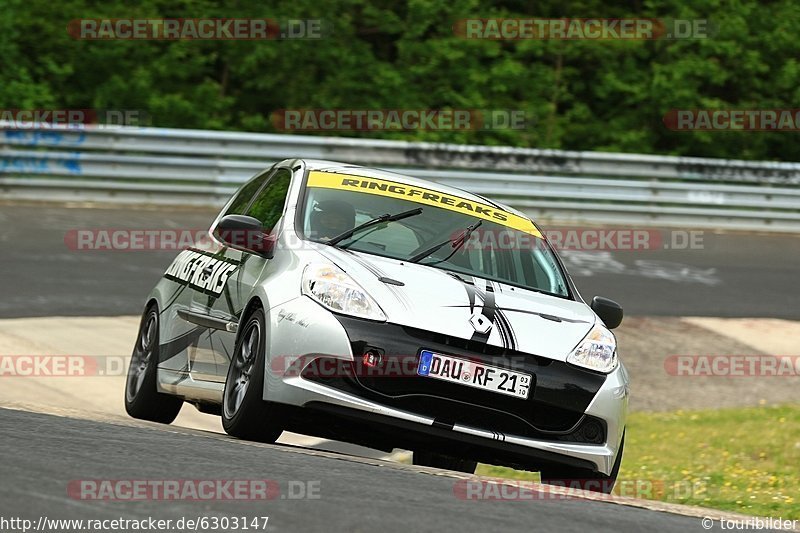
(125, 159), (628, 491)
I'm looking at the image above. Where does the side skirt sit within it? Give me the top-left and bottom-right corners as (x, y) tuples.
(158, 368), (224, 403)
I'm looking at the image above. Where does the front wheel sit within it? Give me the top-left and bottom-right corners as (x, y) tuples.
(539, 432), (625, 494)
(222, 307), (284, 443)
(124, 305), (183, 423)
(413, 450), (477, 474)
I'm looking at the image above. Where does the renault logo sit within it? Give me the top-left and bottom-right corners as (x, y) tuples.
(469, 311), (492, 334)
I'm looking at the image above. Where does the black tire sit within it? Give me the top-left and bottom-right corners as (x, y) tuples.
(539, 432), (625, 494)
(124, 305), (183, 423)
(222, 307), (284, 443)
(413, 450), (478, 474)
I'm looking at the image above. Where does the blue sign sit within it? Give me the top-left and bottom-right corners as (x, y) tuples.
(417, 350), (433, 376)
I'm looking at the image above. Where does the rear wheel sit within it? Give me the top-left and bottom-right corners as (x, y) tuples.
(222, 307), (284, 443)
(124, 305), (183, 423)
(413, 450), (477, 474)
(539, 432), (625, 494)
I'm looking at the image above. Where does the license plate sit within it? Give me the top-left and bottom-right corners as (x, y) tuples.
(417, 350), (532, 400)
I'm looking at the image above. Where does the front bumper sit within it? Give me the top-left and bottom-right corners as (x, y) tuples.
(265, 296), (629, 474)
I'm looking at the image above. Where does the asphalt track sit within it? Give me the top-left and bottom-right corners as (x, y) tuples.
(1, 203), (798, 531)
(1, 204), (799, 319)
(0, 407), (759, 533)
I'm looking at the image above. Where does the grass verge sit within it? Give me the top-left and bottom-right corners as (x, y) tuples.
(476, 405), (799, 519)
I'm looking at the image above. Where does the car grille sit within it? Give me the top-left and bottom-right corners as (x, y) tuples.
(310, 315), (608, 444)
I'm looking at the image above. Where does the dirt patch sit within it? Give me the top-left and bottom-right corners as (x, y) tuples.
(616, 317), (800, 412)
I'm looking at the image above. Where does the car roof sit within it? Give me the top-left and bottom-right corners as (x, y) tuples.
(300, 159), (530, 220)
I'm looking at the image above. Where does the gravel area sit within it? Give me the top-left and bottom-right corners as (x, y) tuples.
(617, 317), (800, 412)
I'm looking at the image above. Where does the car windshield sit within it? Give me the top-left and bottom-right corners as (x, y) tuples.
(299, 172), (570, 297)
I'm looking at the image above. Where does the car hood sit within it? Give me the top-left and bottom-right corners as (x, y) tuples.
(316, 247), (597, 362)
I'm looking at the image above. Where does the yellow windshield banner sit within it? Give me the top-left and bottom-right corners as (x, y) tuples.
(307, 171), (542, 238)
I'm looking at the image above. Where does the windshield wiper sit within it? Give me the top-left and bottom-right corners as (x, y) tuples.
(325, 207), (423, 247)
(409, 220), (482, 264)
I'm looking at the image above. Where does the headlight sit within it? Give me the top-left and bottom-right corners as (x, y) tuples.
(566, 323), (618, 373)
(302, 263), (387, 321)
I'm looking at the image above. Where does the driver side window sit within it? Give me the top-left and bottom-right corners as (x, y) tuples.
(245, 169), (292, 233)
(224, 169), (273, 217)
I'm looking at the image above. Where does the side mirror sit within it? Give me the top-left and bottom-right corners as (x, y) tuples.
(213, 215), (275, 258)
(591, 296), (623, 329)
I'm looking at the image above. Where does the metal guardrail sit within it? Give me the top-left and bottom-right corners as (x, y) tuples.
(2, 122), (799, 232)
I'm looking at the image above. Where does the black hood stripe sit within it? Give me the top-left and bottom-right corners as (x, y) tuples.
(494, 309), (517, 351)
(452, 273), (478, 312)
(464, 279), (517, 351)
(470, 280), (497, 345)
(449, 274), (503, 348)
(494, 309), (511, 349)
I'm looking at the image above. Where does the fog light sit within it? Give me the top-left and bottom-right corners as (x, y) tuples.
(362, 350), (383, 367)
(582, 420), (602, 443)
